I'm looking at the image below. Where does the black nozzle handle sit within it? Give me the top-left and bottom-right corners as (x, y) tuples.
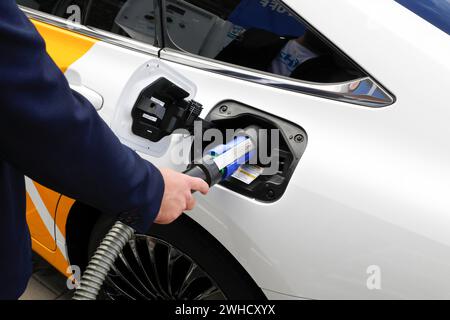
(183, 158), (223, 189)
(183, 165), (210, 185)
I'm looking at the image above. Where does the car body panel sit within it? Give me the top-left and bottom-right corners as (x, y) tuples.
(23, 0), (450, 299)
(26, 181), (58, 251)
(153, 56), (450, 299)
(25, 20), (98, 270)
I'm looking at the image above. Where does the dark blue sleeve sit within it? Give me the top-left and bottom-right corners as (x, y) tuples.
(0, 0), (164, 233)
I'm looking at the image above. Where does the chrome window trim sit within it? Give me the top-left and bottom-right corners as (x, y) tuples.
(160, 49), (395, 108)
(20, 5), (394, 107)
(20, 6), (160, 57)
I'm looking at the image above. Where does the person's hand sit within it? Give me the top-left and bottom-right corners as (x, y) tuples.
(154, 168), (209, 224)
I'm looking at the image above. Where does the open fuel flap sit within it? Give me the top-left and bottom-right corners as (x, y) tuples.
(199, 101), (308, 203)
(111, 61), (306, 202)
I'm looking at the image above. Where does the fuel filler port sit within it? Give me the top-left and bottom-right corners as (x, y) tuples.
(193, 101), (308, 203)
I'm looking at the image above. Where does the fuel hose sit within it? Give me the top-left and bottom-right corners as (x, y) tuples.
(73, 126), (258, 300)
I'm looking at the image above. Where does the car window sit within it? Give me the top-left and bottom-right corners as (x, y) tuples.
(16, 0), (159, 46)
(163, 0), (365, 83)
(395, 0), (450, 36)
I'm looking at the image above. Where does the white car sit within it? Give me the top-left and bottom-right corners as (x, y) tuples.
(19, 0), (450, 300)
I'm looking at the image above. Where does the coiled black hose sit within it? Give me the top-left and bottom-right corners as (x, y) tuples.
(73, 127), (259, 300)
(72, 221), (135, 300)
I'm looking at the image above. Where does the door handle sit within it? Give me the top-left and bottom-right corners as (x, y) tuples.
(70, 84), (104, 111)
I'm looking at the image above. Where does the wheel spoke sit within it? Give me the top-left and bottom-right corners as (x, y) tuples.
(115, 248), (156, 299)
(177, 264), (205, 298)
(167, 245), (184, 296)
(105, 266), (144, 300)
(146, 238), (172, 299)
(194, 286), (225, 300)
(101, 235), (226, 301)
(128, 238), (161, 299)
(104, 275), (136, 300)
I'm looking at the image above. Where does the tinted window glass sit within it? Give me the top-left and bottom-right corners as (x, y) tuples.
(395, 0), (450, 35)
(16, 0), (159, 45)
(164, 0), (364, 83)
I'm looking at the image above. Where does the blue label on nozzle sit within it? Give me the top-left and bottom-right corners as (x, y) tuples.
(209, 136), (256, 180)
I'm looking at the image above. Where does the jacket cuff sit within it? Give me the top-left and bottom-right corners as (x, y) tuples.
(118, 165), (165, 234)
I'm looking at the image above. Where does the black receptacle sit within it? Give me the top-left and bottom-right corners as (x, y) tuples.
(198, 101), (308, 203)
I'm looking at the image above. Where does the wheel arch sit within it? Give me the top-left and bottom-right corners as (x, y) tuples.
(65, 201), (102, 272)
(89, 212), (267, 299)
(65, 201), (266, 299)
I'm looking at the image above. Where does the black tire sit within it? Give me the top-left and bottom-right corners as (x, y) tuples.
(88, 214), (266, 300)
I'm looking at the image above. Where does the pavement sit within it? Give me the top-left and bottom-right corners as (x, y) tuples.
(20, 254), (73, 300)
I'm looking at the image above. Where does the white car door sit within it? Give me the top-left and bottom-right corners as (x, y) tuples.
(152, 0), (403, 300)
(153, 0), (450, 300)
